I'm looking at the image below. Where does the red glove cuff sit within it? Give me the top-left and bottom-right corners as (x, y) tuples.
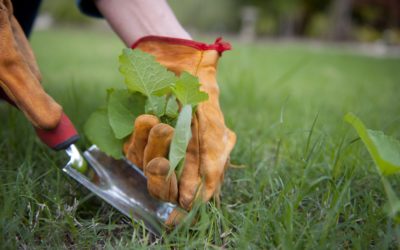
(131, 36), (232, 55)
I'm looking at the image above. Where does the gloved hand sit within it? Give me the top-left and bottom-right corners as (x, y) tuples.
(0, 0), (62, 129)
(123, 36), (236, 225)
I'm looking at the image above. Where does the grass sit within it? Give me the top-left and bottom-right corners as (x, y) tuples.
(1, 28), (400, 249)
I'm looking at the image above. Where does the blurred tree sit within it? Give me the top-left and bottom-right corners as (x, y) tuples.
(237, 0), (302, 36)
(352, 0), (400, 42)
(353, 0), (400, 29)
(236, 0), (332, 37)
(239, 6), (259, 42)
(275, 0), (303, 37)
(301, 0), (332, 37)
(328, 0), (353, 40)
(168, 0), (239, 33)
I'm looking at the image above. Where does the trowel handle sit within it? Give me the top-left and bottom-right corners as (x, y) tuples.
(1, 89), (79, 150)
(35, 112), (79, 150)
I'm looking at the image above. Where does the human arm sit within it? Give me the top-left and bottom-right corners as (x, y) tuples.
(93, 0), (191, 46)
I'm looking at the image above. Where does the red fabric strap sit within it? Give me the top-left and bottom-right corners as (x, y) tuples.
(1, 88), (78, 150)
(35, 112), (79, 150)
(131, 36), (232, 54)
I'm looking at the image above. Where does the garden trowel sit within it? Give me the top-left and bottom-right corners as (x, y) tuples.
(2, 92), (174, 236)
(41, 118), (175, 236)
(64, 144), (175, 236)
(39, 118), (174, 236)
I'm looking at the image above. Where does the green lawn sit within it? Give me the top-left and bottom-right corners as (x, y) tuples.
(1, 28), (400, 249)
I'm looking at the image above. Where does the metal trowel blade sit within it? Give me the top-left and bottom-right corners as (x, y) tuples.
(63, 145), (175, 236)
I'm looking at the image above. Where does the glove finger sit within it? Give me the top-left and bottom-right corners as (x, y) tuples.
(143, 123), (174, 167)
(165, 207), (187, 227)
(0, 5), (62, 129)
(123, 114), (159, 169)
(178, 115), (201, 211)
(211, 156), (231, 208)
(145, 157), (178, 203)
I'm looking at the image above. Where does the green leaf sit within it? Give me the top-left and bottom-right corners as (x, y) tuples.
(165, 96), (179, 119)
(172, 72), (208, 106)
(344, 112), (400, 175)
(168, 105), (193, 177)
(160, 116), (177, 128)
(119, 49), (175, 97)
(108, 90), (146, 139)
(84, 109), (124, 159)
(145, 95), (166, 117)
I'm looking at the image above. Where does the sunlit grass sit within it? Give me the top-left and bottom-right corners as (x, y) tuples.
(1, 28), (400, 248)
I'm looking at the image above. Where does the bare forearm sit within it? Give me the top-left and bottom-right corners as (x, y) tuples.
(94, 0), (191, 46)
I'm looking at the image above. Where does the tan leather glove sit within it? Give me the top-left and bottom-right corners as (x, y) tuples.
(123, 36), (236, 225)
(0, 0), (62, 129)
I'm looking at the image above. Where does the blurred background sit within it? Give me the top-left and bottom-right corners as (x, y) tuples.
(38, 0), (400, 47)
